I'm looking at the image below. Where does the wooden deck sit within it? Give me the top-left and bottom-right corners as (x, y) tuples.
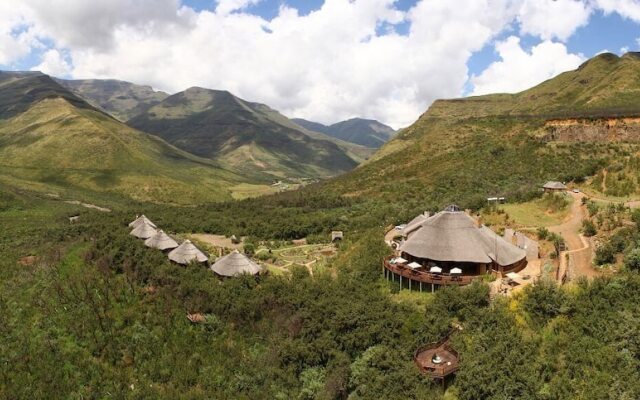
(383, 258), (479, 286)
(414, 335), (459, 379)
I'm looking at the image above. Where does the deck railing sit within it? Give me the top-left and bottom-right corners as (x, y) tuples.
(383, 258), (479, 286)
(414, 329), (460, 378)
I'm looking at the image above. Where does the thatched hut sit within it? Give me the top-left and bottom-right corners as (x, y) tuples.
(129, 215), (157, 229)
(144, 230), (179, 251)
(211, 250), (262, 277)
(168, 240), (208, 265)
(542, 181), (567, 192)
(130, 222), (157, 239)
(398, 208), (526, 276)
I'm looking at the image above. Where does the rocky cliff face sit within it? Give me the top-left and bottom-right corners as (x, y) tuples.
(544, 117), (640, 142)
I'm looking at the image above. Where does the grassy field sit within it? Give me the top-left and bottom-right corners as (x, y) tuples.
(230, 183), (280, 200)
(481, 194), (572, 228)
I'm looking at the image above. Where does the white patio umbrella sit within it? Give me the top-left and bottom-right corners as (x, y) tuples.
(506, 272), (521, 280)
(429, 266), (442, 273)
(450, 267), (462, 274)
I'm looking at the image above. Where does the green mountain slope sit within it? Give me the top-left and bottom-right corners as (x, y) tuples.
(128, 87), (369, 180)
(55, 78), (169, 121)
(0, 72), (247, 204)
(292, 117), (396, 148)
(326, 52), (640, 207)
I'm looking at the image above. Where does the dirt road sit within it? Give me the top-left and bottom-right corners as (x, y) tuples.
(549, 192), (599, 281)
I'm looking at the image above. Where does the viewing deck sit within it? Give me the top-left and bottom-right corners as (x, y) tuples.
(383, 258), (479, 287)
(414, 335), (459, 379)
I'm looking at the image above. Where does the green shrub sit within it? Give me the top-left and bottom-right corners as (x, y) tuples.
(594, 243), (616, 265)
(624, 248), (640, 271)
(582, 219), (597, 237)
(537, 227), (550, 240)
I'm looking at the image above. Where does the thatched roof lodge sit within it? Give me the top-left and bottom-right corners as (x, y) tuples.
(168, 240), (208, 265)
(129, 215), (157, 229)
(384, 205), (526, 289)
(542, 181), (567, 192)
(211, 250), (262, 277)
(144, 230), (179, 251)
(130, 222), (157, 239)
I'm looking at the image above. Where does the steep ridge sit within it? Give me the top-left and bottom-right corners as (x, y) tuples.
(325, 53), (640, 206)
(56, 78), (169, 121)
(128, 87), (368, 180)
(292, 117), (396, 148)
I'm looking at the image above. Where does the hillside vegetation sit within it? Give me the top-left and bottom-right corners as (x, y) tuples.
(327, 52), (640, 208)
(128, 87), (371, 181)
(0, 73), (254, 204)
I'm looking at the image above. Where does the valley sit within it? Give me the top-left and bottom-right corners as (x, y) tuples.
(5, 51), (640, 399)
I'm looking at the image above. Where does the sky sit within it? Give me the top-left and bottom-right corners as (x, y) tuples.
(1, 0), (640, 128)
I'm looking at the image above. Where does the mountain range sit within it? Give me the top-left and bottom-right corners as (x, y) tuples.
(0, 71), (244, 204)
(292, 117), (396, 148)
(127, 87), (371, 180)
(56, 78), (389, 181)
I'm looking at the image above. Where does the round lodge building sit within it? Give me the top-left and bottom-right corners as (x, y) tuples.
(384, 206), (527, 289)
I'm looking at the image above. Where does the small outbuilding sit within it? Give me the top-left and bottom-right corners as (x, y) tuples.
(129, 214), (157, 229)
(211, 250), (262, 277)
(542, 181), (567, 192)
(130, 222), (157, 239)
(168, 240), (208, 265)
(331, 231), (344, 242)
(144, 230), (179, 251)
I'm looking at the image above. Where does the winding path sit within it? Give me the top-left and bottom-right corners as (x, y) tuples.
(548, 192), (599, 281)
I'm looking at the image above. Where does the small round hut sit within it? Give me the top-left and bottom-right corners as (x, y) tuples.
(211, 250), (262, 277)
(130, 221), (157, 239)
(144, 230), (179, 251)
(129, 215), (157, 229)
(168, 240), (208, 265)
(542, 181), (567, 193)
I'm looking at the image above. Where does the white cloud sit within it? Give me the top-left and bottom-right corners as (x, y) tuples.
(595, 0), (640, 22)
(53, 0), (520, 128)
(0, 3), (39, 65)
(23, 0), (189, 50)
(471, 36), (585, 95)
(2, 0), (640, 128)
(517, 0), (591, 41)
(31, 49), (72, 77)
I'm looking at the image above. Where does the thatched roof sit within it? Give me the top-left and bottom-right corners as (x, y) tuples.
(130, 222), (157, 239)
(402, 212), (430, 236)
(144, 230), (179, 251)
(129, 215), (157, 229)
(543, 181), (567, 190)
(168, 240), (208, 265)
(211, 250), (262, 277)
(399, 210), (526, 267)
